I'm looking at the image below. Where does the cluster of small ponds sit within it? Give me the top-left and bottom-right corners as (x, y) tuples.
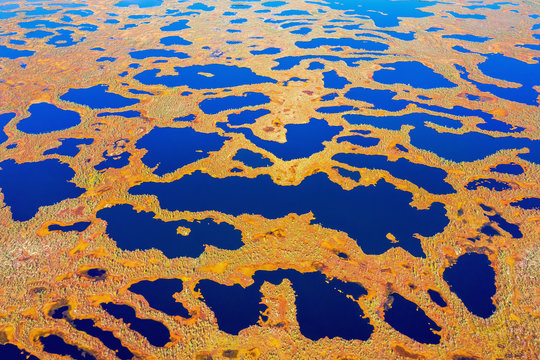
(0, 0), (538, 356)
(25, 254), (497, 357)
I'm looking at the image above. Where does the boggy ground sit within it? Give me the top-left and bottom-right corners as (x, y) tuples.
(0, 0), (539, 359)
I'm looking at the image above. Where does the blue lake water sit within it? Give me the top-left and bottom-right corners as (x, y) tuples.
(98, 110), (141, 118)
(46, 29), (83, 48)
(258, 270), (372, 341)
(200, 92), (271, 114)
(129, 171), (449, 257)
(0, 112), (15, 144)
(344, 86), (410, 112)
(272, 55), (376, 70)
(195, 279), (266, 335)
(263, 1), (287, 7)
(86, 268), (107, 279)
(101, 302), (171, 347)
(17, 19), (97, 32)
(320, 92), (338, 101)
(516, 43), (540, 50)
(233, 149), (273, 168)
(308, 61), (325, 70)
(409, 126), (539, 164)
(160, 35), (192, 46)
(65, 9), (94, 17)
(427, 289), (447, 307)
(115, 0), (163, 8)
(227, 108), (270, 125)
(134, 64), (276, 89)
(296, 37), (389, 51)
(284, 77), (308, 86)
(50, 306), (133, 360)
(291, 27), (311, 35)
(128, 88), (153, 95)
(0, 159), (85, 221)
(442, 34), (492, 42)
(486, 213), (523, 238)
(250, 47), (281, 55)
(275, 9), (311, 16)
(196, 269), (373, 340)
(372, 61), (457, 89)
(455, 63), (539, 106)
(345, 112), (461, 130)
(24, 30), (55, 39)
(94, 151), (131, 171)
(0, 45), (35, 58)
(17, 103), (81, 134)
(373, 29), (416, 41)
(490, 162), (524, 175)
(395, 144), (409, 152)
(333, 153), (455, 195)
(453, 47), (540, 105)
(40, 334), (96, 360)
(43, 138), (94, 157)
(443, 252), (496, 318)
(129, 278), (191, 318)
(96, 204), (243, 258)
(71, 318), (133, 360)
(384, 293), (441, 344)
(480, 224), (500, 237)
(477, 53), (540, 90)
(219, 118), (342, 160)
(231, 4), (251, 10)
(48, 221), (91, 232)
(128, 49), (190, 59)
(447, 11), (486, 19)
(414, 103), (523, 133)
(160, 20), (190, 32)
(0, 0), (537, 355)
(334, 166), (361, 181)
(344, 87), (522, 133)
(231, 18), (247, 24)
(336, 135), (380, 147)
(465, 178), (512, 191)
(464, 2), (516, 10)
(0, 344), (39, 360)
(136, 126), (230, 175)
(322, 70), (351, 89)
(60, 84), (139, 109)
(316, 105), (358, 113)
(188, 2), (214, 11)
(312, 0), (436, 28)
(96, 57), (117, 62)
(510, 197), (540, 210)
(173, 114), (196, 122)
